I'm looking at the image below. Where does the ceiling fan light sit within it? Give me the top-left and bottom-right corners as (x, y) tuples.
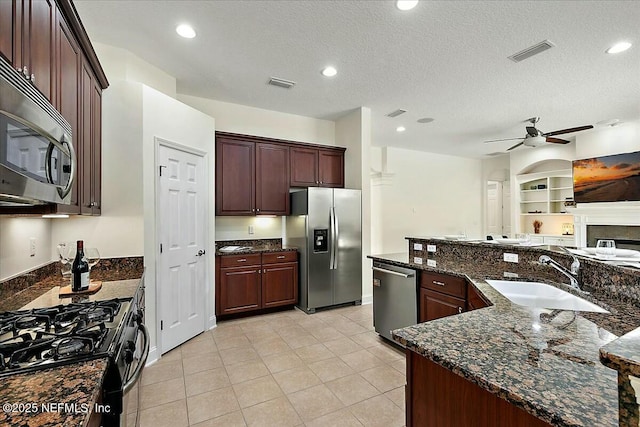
(606, 42), (632, 54)
(525, 136), (547, 147)
(396, 0), (419, 11)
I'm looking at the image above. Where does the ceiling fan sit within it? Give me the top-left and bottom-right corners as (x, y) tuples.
(484, 117), (593, 151)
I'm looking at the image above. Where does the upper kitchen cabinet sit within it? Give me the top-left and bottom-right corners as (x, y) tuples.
(290, 146), (345, 188)
(0, 0), (108, 216)
(215, 133), (290, 216)
(0, 0), (56, 103)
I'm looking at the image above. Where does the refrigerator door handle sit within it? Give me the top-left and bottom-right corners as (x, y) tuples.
(333, 207), (339, 270)
(329, 207), (336, 270)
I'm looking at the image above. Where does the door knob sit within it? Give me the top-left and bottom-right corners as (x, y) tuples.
(196, 250), (206, 256)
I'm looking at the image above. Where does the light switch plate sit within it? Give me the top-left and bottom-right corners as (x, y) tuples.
(413, 243), (423, 250)
(413, 257), (423, 265)
(427, 245), (436, 253)
(503, 253), (519, 263)
(427, 259), (437, 267)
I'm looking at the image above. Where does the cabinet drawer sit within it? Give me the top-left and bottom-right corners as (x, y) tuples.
(421, 272), (466, 298)
(262, 251), (297, 264)
(219, 253), (261, 267)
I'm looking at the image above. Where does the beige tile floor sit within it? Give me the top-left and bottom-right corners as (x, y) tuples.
(136, 304), (406, 427)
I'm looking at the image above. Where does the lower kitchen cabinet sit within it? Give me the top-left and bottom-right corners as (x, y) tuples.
(216, 251), (298, 317)
(406, 349), (552, 427)
(419, 271), (488, 322)
(420, 288), (465, 322)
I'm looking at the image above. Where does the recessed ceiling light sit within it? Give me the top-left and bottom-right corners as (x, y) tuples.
(176, 24), (196, 39)
(396, 0), (419, 11)
(417, 117), (434, 123)
(321, 66), (337, 77)
(396, 126), (406, 132)
(606, 41), (632, 54)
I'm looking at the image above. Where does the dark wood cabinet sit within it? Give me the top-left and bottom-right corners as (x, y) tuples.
(318, 149), (344, 187)
(55, 7), (80, 213)
(0, 0), (108, 216)
(290, 146), (345, 188)
(255, 143), (289, 215)
(216, 134), (291, 216)
(216, 251), (298, 317)
(420, 288), (465, 322)
(467, 283), (489, 311)
(406, 349), (552, 427)
(0, 0), (55, 102)
(215, 137), (255, 215)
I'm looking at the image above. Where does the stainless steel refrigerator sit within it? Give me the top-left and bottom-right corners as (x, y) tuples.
(286, 188), (362, 313)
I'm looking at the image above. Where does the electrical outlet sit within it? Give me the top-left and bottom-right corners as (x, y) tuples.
(504, 271), (519, 278)
(427, 259), (437, 267)
(503, 253), (519, 263)
(248, 225), (254, 235)
(413, 257), (423, 265)
(29, 237), (36, 257)
(413, 243), (423, 251)
(427, 244), (436, 253)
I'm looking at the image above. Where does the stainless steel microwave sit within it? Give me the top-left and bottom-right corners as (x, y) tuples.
(0, 56), (75, 206)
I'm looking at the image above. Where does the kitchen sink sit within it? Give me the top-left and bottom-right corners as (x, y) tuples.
(484, 280), (609, 313)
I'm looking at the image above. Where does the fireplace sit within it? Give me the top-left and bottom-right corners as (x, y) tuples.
(586, 225), (640, 251)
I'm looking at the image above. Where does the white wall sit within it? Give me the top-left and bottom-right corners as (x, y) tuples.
(178, 95), (335, 146)
(0, 218), (52, 280)
(374, 147), (483, 253)
(212, 217), (282, 241)
(51, 81), (145, 258)
(141, 86), (216, 361)
(481, 154), (510, 237)
(335, 108), (372, 304)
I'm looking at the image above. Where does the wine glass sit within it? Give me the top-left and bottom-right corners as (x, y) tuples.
(595, 240), (616, 259)
(85, 247), (101, 270)
(57, 242), (76, 284)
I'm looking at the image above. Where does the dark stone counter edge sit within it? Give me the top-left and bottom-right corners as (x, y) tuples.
(368, 253), (635, 426)
(215, 247), (298, 256)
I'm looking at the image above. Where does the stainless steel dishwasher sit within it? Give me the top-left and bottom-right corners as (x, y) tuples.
(372, 261), (417, 343)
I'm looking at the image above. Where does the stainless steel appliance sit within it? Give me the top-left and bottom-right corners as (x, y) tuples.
(287, 188), (362, 313)
(0, 290), (148, 426)
(372, 262), (417, 343)
(0, 56), (75, 206)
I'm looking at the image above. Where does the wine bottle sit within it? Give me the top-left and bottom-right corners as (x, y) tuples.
(71, 240), (90, 291)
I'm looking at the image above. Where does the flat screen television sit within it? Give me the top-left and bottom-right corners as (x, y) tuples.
(573, 150), (640, 203)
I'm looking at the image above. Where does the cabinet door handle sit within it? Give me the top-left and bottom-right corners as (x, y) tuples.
(458, 307), (463, 314)
(237, 259), (247, 262)
(433, 280), (445, 286)
(256, 208), (260, 212)
(252, 208), (255, 212)
(276, 255), (285, 259)
(29, 74), (35, 83)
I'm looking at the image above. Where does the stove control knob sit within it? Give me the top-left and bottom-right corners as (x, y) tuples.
(125, 340), (136, 351)
(132, 310), (144, 325)
(124, 348), (135, 364)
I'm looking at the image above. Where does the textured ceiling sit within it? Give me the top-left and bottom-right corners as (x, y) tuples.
(74, 1), (640, 158)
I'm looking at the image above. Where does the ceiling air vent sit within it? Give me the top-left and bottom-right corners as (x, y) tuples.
(508, 40), (555, 63)
(268, 77), (296, 89)
(386, 109), (407, 118)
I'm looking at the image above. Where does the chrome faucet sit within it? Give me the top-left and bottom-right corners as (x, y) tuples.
(539, 254), (583, 292)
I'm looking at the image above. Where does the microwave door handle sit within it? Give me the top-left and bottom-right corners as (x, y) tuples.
(44, 142), (55, 184)
(58, 135), (75, 199)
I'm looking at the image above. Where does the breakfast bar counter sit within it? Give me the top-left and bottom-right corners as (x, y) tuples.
(370, 238), (640, 426)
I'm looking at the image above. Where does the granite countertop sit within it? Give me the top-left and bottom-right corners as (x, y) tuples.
(0, 277), (142, 427)
(369, 242), (640, 427)
(215, 238), (298, 256)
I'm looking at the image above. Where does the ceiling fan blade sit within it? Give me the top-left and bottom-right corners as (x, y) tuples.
(507, 141), (524, 151)
(546, 137), (570, 144)
(543, 125), (593, 137)
(484, 137), (524, 143)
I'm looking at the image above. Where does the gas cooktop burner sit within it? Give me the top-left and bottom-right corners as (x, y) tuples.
(0, 298), (131, 376)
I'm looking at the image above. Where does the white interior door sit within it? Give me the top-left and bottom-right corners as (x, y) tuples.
(158, 142), (207, 353)
(486, 181), (503, 236)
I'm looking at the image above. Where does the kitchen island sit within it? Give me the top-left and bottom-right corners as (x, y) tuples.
(370, 238), (640, 427)
(0, 277), (143, 427)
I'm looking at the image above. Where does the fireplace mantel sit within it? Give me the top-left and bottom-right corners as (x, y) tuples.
(570, 202), (640, 247)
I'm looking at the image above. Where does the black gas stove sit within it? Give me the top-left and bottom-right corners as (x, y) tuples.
(0, 298), (131, 377)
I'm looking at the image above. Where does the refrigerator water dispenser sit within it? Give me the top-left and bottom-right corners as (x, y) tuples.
(314, 229), (328, 252)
